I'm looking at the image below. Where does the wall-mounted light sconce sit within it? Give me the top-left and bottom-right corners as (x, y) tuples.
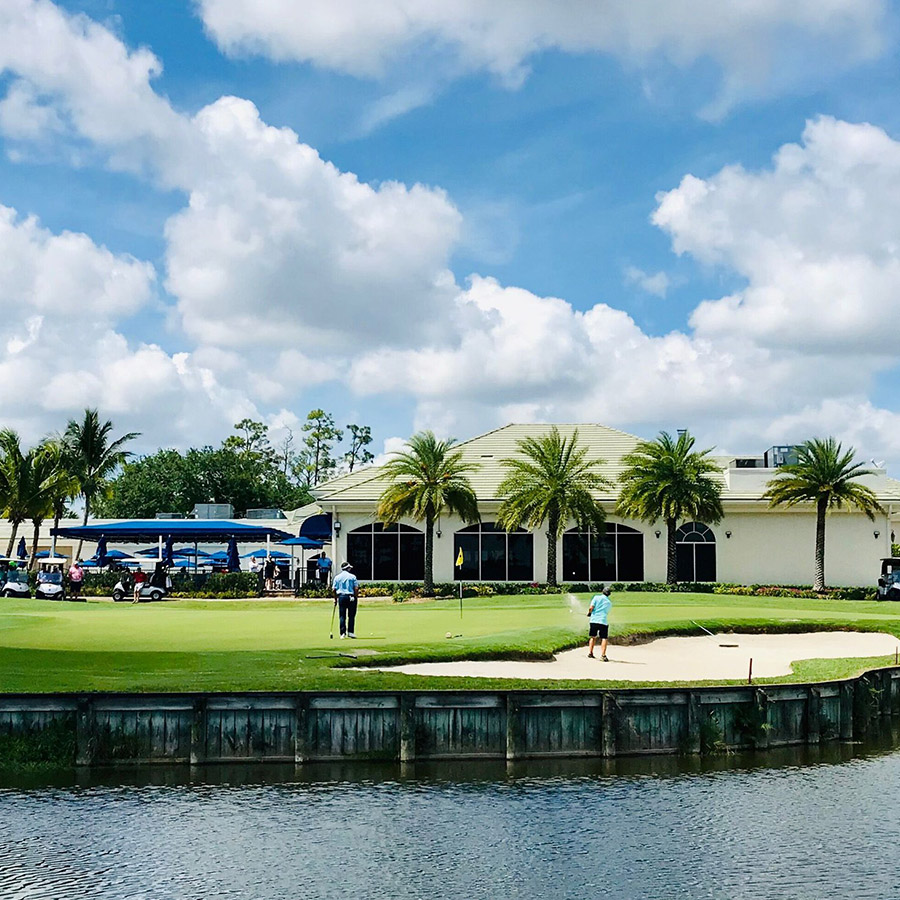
(436, 529), (442, 538)
(333, 520), (342, 535)
(436, 517), (442, 538)
(654, 530), (661, 539)
(725, 530), (732, 539)
(874, 530), (881, 539)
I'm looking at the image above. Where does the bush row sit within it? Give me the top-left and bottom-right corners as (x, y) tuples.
(297, 580), (877, 602)
(72, 573), (879, 602)
(80, 571), (261, 598)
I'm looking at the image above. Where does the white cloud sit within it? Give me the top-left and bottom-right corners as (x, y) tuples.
(0, 205), (259, 449)
(655, 117), (900, 353)
(197, 0), (888, 111)
(0, 0), (196, 180)
(625, 265), (669, 298)
(346, 119), (900, 464)
(4, 2), (900, 471)
(165, 96), (461, 352)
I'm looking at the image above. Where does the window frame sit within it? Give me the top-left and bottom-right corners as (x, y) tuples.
(562, 523), (645, 582)
(346, 522), (425, 581)
(453, 522), (534, 582)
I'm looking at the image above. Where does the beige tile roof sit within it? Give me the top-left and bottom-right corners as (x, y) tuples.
(297, 423), (900, 508)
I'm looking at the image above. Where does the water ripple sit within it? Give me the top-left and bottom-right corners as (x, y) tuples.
(0, 751), (898, 899)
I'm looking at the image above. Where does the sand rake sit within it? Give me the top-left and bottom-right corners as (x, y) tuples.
(691, 620), (739, 648)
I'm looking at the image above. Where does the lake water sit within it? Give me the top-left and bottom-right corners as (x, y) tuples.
(1, 734), (898, 900)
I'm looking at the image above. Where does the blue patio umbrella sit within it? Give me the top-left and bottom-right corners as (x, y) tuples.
(226, 537), (241, 572)
(279, 536), (323, 549)
(163, 535), (175, 567)
(96, 536), (108, 568)
(173, 547), (212, 558)
(241, 549), (291, 559)
(16, 537), (26, 560)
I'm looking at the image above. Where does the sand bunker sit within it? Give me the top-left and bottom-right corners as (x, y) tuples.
(375, 632), (900, 682)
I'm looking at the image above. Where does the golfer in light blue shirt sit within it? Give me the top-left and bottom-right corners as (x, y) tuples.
(332, 562), (359, 639)
(587, 585), (612, 661)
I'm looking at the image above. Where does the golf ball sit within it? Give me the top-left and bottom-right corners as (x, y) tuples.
(446, 631), (452, 639)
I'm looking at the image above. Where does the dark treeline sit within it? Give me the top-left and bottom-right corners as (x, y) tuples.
(96, 409), (374, 519)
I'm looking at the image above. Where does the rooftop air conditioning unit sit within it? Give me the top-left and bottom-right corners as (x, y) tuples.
(245, 508), (286, 519)
(155, 513), (184, 519)
(192, 503), (234, 520)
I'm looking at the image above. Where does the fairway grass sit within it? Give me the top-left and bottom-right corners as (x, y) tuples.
(1, 592), (899, 693)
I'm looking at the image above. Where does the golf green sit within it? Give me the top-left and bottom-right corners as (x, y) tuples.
(1, 592), (899, 693)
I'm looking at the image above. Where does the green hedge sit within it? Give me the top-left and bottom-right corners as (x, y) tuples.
(81, 570), (261, 598)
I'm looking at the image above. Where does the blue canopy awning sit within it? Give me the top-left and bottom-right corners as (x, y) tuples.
(51, 520), (294, 544)
(298, 513), (332, 542)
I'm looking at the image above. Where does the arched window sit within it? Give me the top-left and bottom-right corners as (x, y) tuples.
(675, 522), (716, 582)
(562, 523), (644, 582)
(346, 523), (425, 581)
(453, 522), (533, 581)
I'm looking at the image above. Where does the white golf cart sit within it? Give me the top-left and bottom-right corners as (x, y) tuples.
(35, 558), (68, 601)
(876, 557), (900, 600)
(111, 564), (169, 602)
(1, 561), (31, 598)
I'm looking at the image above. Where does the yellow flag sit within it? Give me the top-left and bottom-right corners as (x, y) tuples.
(456, 548), (464, 567)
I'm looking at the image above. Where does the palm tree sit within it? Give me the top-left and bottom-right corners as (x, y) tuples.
(496, 427), (612, 586)
(376, 431), (480, 596)
(45, 440), (79, 557)
(617, 430), (723, 585)
(0, 429), (31, 557)
(64, 409), (139, 558)
(23, 443), (70, 571)
(764, 437), (883, 591)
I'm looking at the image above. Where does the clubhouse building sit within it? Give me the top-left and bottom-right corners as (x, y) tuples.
(295, 423), (900, 587)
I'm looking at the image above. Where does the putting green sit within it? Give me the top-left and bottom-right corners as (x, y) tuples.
(0, 592), (898, 693)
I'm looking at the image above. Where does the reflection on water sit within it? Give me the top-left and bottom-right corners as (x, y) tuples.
(1, 727), (898, 900)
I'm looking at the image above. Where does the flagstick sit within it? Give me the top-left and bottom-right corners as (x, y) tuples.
(459, 580), (463, 619)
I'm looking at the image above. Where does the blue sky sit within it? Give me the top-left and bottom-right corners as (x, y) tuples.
(3, 0), (900, 466)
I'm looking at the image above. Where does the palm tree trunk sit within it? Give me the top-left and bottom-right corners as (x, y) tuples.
(51, 508), (61, 557)
(666, 517), (677, 585)
(814, 497), (827, 592)
(547, 507), (559, 586)
(5, 521), (19, 558)
(75, 496), (89, 561)
(424, 512), (435, 597)
(29, 520), (41, 572)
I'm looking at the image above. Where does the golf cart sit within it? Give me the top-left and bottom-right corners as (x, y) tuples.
(111, 564), (169, 602)
(876, 558), (900, 600)
(1, 562), (30, 599)
(35, 558), (67, 601)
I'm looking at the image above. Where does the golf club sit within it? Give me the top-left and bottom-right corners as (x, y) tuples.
(329, 599), (337, 639)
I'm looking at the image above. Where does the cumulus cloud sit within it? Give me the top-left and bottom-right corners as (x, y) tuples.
(625, 266), (669, 298)
(0, 205), (259, 449)
(3, 1), (900, 469)
(165, 96), (461, 351)
(343, 117), (900, 463)
(0, 0), (195, 180)
(197, 0), (888, 111)
(656, 117), (900, 354)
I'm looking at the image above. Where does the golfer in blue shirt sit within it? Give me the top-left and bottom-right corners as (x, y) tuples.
(332, 562), (359, 639)
(587, 585), (612, 661)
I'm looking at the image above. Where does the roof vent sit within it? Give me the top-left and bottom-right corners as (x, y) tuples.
(480, 454), (494, 458)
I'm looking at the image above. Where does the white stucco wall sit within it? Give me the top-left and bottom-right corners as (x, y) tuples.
(329, 504), (892, 587)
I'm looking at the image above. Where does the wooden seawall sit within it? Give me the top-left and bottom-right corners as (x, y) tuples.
(1, 668), (898, 767)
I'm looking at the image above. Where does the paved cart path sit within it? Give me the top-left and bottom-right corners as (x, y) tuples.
(374, 632), (900, 681)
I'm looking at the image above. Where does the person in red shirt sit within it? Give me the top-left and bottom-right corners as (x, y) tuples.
(132, 569), (146, 603)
